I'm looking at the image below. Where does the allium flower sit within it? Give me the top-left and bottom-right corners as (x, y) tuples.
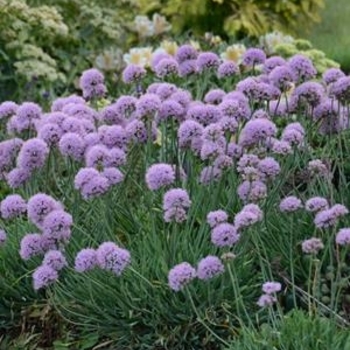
(211, 223), (240, 248)
(322, 68), (345, 85)
(237, 154), (259, 171)
(179, 59), (197, 77)
(305, 197), (329, 213)
(75, 248), (97, 272)
(168, 262), (196, 291)
(151, 52), (172, 71)
(279, 196), (303, 212)
(294, 82), (324, 107)
(17, 102), (42, 121)
(51, 95), (85, 112)
(234, 204), (263, 230)
(0, 229), (7, 246)
(187, 104), (220, 126)
(196, 52), (220, 72)
(78, 74), (105, 101)
(38, 123), (62, 146)
(0, 101), (18, 119)
(126, 119), (149, 143)
(98, 125), (128, 149)
(313, 99), (341, 135)
(239, 119), (277, 148)
(335, 228), (350, 246)
(213, 155), (233, 170)
(288, 54), (317, 82)
(258, 157), (280, 179)
(308, 159), (330, 178)
(136, 93), (162, 118)
(85, 144), (109, 168)
(242, 48), (266, 66)
(33, 264), (58, 290)
(27, 194), (62, 228)
(0, 194), (26, 220)
(226, 142), (243, 159)
(58, 132), (85, 161)
(170, 89), (192, 108)
(314, 208), (336, 228)
(163, 188), (191, 211)
(74, 168), (100, 190)
(197, 256), (225, 280)
(114, 95), (138, 117)
(155, 83), (177, 100)
(43, 250), (67, 271)
(6, 167), (31, 189)
(178, 120), (203, 148)
(96, 242), (131, 276)
(155, 58), (179, 77)
(218, 99), (249, 119)
(145, 163), (175, 191)
(80, 175), (110, 199)
(20, 233), (43, 260)
(263, 56), (286, 74)
(17, 138), (49, 171)
(237, 180), (267, 203)
(122, 64), (146, 84)
(175, 45), (198, 63)
(204, 89), (226, 105)
(207, 210), (228, 228)
(164, 207), (188, 223)
(302, 237), (324, 254)
(157, 100), (184, 123)
(257, 294), (277, 307)
(217, 61), (239, 78)
(42, 210), (73, 241)
(269, 66), (294, 91)
(101, 167), (124, 185)
(330, 204), (349, 218)
(271, 140), (292, 155)
(262, 281), (282, 294)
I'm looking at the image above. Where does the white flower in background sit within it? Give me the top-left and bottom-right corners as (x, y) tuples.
(95, 49), (123, 71)
(160, 40), (178, 56)
(189, 40), (201, 51)
(220, 44), (246, 63)
(123, 47), (153, 67)
(259, 31), (294, 55)
(134, 15), (154, 38)
(152, 13), (171, 36)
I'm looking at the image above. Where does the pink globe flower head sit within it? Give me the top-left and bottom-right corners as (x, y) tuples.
(43, 250), (67, 271)
(75, 248), (97, 272)
(302, 237), (324, 254)
(196, 52), (220, 72)
(175, 45), (198, 63)
(206, 210), (228, 228)
(58, 132), (85, 161)
(279, 196), (303, 213)
(122, 64), (146, 84)
(32, 264), (58, 291)
(204, 89), (226, 105)
(79, 68), (106, 100)
(96, 241), (131, 276)
(20, 233), (44, 260)
(0, 194), (27, 220)
(163, 188), (191, 211)
(168, 262), (196, 291)
(197, 256), (225, 281)
(305, 197), (329, 213)
(211, 223), (240, 248)
(335, 228), (350, 246)
(27, 193), (63, 228)
(242, 48), (266, 67)
(257, 294), (277, 307)
(17, 138), (49, 171)
(145, 163), (176, 191)
(262, 281), (282, 294)
(42, 209), (73, 242)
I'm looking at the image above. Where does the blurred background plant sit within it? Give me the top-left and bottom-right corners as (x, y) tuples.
(136, 0), (324, 39)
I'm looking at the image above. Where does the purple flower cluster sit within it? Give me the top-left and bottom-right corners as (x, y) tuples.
(163, 188), (191, 223)
(257, 281), (281, 308)
(96, 241), (131, 276)
(79, 68), (107, 100)
(301, 237), (324, 254)
(234, 203), (263, 230)
(0, 194), (27, 219)
(145, 163), (175, 191)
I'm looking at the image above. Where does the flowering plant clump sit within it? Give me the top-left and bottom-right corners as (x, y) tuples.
(1, 39), (350, 349)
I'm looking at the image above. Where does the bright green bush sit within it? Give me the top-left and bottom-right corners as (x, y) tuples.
(228, 310), (350, 350)
(137, 0), (325, 38)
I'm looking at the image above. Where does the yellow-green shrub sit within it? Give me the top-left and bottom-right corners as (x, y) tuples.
(137, 0), (324, 38)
